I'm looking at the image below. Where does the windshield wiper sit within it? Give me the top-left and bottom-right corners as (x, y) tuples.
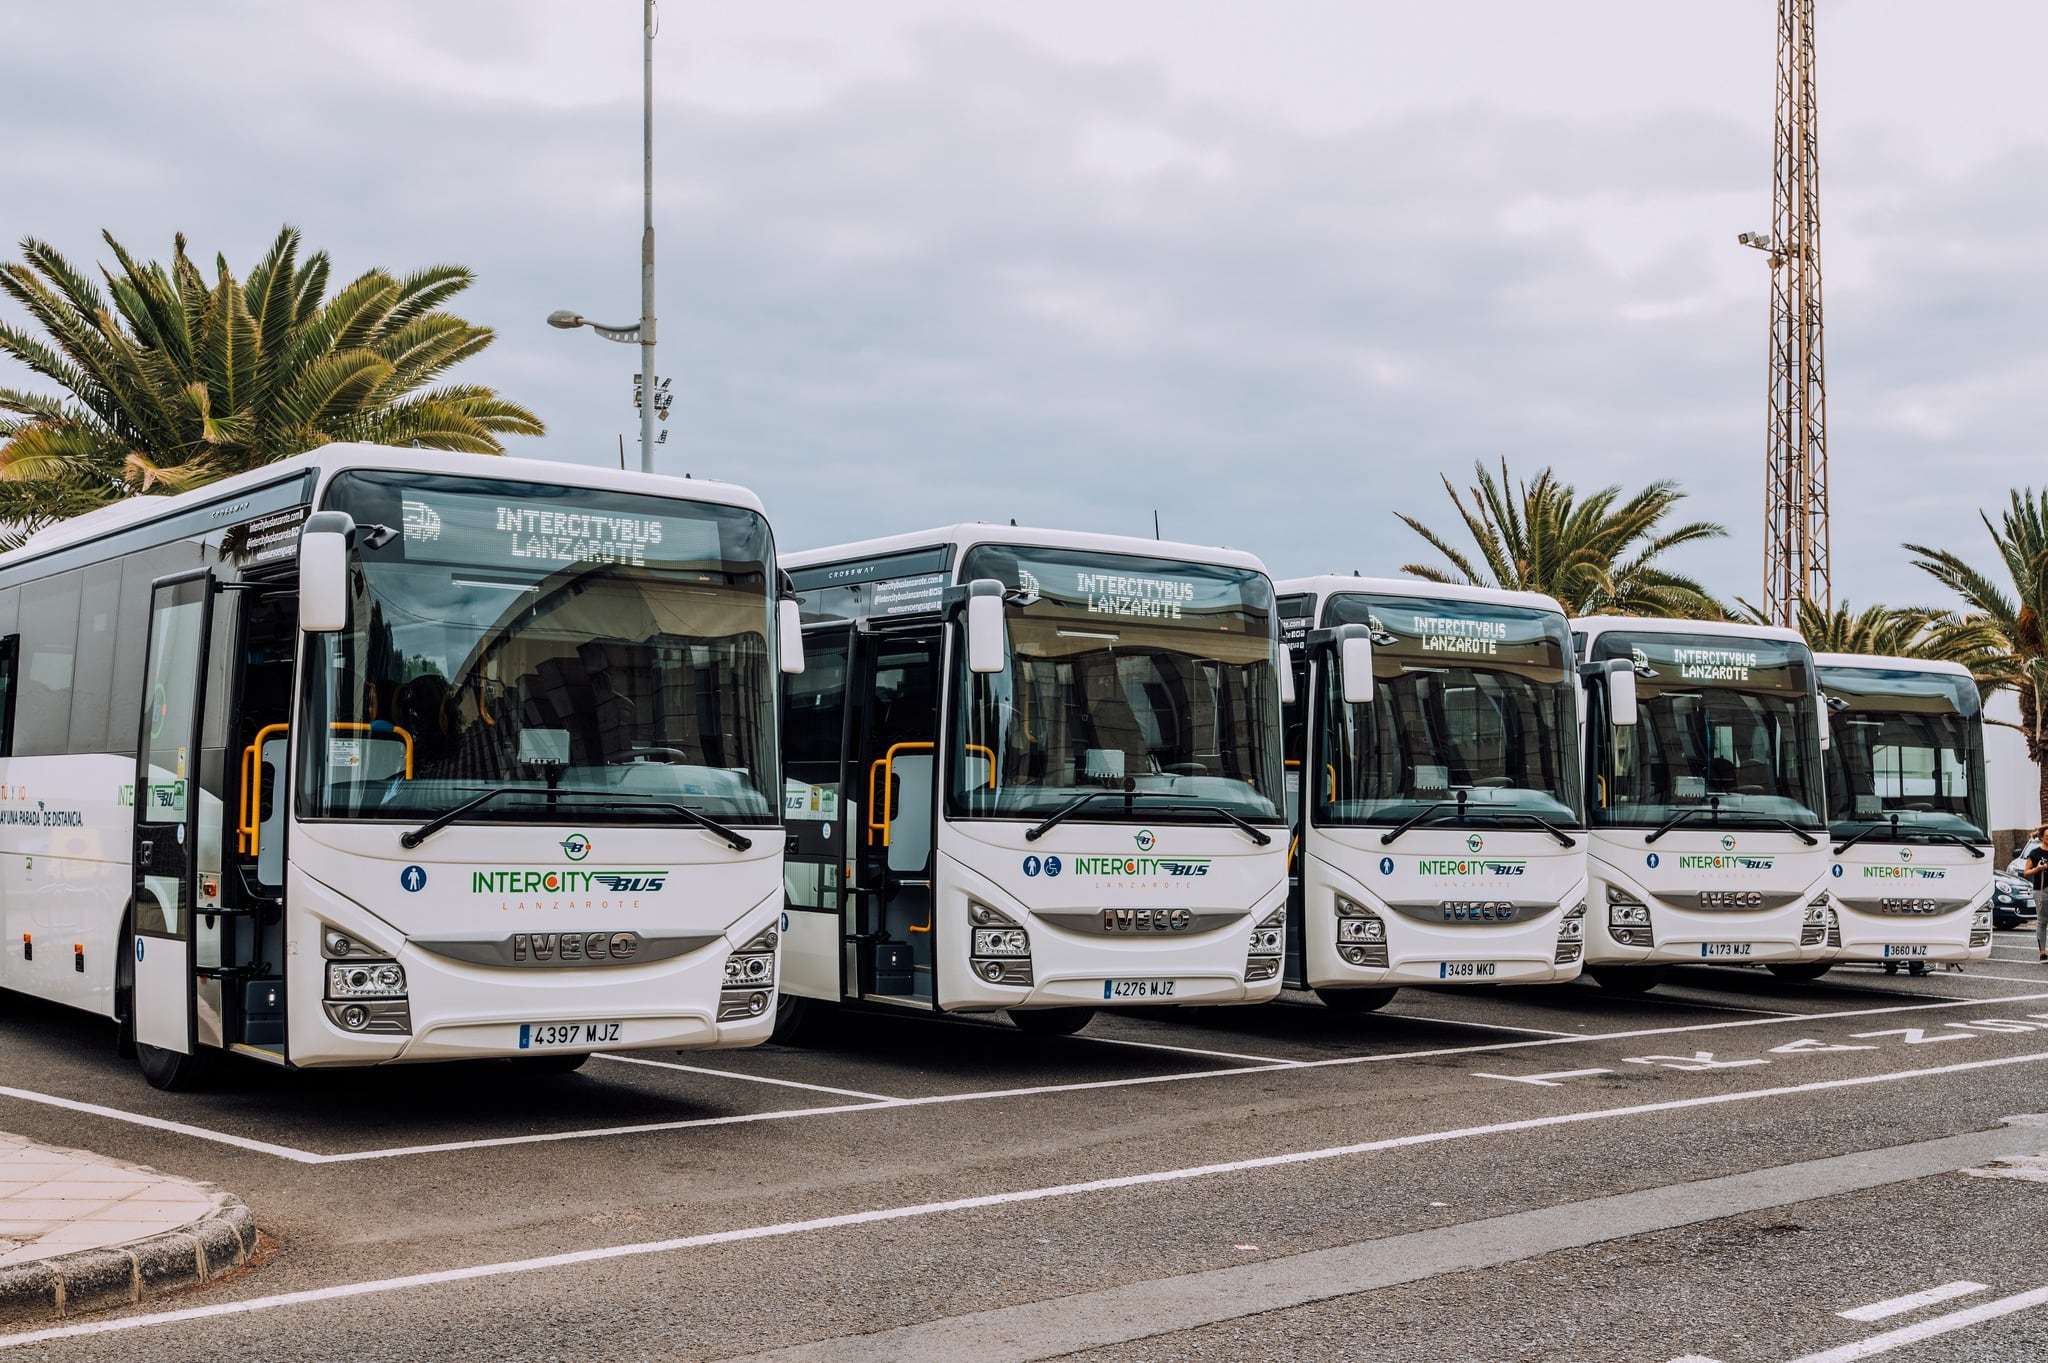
(1644, 798), (1720, 845)
(400, 788), (753, 851)
(1479, 812), (1578, 849)
(1145, 804), (1273, 846)
(1379, 791), (1472, 846)
(1025, 788), (1136, 842)
(1724, 814), (1820, 846)
(1833, 813), (1985, 858)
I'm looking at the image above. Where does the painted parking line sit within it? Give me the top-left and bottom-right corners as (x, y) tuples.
(1837, 1280), (1986, 1322)
(1378, 1013), (1583, 1038)
(1078, 1034), (1303, 1066)
(591, 1053), (899, 1101)
(1789, 1284), (2048, 1361)
(8, 1053), (2048, 1352)
(10, 991), (2048, 1165)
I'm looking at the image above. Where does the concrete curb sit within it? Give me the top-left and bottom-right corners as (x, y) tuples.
(0, 1182), (257, 1326)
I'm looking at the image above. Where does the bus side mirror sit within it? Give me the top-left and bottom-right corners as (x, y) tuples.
(778, 599), (806, 675)
(299, 511), (354, 633)
(965, 579), (1008, 675)
(1279, 657), (1296, 705)
(1339, 627), (1375, 706)
(1607, 663), (1639, 728)
(1816, 690), (1830, 748)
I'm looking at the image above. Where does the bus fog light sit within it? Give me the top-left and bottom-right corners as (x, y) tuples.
(979, 960), (1006, 982)
(328, 961), (406, 999)
(1342, 945), (1369, 966)
(973, 927), (1030, 957)
(341, 1005), (369, 1030)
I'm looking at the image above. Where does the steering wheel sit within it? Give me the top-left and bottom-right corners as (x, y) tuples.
(611, 747), (693, 765)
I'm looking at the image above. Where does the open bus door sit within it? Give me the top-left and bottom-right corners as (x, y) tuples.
(850, 622), (942, 1006)
(129, 571), (215, 1090)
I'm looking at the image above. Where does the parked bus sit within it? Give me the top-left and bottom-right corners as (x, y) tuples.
(0, 445), (801, 1088)
(1574, 616), (1831, 993)
(1800, 654), (1992, 978)
(1276, 578), (1586, 1011)
(777, 525), (1289, 1037)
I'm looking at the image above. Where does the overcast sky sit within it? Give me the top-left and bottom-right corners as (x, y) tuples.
(4, 1), (2043, 607)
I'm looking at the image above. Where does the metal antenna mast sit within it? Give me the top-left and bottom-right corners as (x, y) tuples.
(1742, 0), (1829, 626)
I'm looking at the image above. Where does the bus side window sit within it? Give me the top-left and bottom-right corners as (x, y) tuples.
(0, 635), (17, 756)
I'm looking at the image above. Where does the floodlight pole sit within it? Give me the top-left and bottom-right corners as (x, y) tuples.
(638, 0), (657, 475)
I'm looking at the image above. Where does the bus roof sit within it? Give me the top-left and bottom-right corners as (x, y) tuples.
(784, 523), (1270, 576)
(1570, 614), (1809, 648)
(1, 443), (767, 569)
(1277, 574), (1564, 618)
(1814, 652), (1976, 678)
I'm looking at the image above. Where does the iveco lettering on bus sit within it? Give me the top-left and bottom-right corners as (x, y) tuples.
(0, 444), (802, 1088)
(778, 525), (1290, 1037)
(1803, 654), (1993, 978)
(1278, 578), (1587, 1012)
(1574, 616), (1832, 993)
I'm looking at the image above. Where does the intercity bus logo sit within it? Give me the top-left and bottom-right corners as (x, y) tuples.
(1899, 848), (1914, 863)
(1416, 858), (1528, 877)
(1134, 829), (1157, 851)
(1720, 834), (1738, 851)
(472, 869), (669, 894)
(561, 833), (592, 861)
(1069, 855), (1212, 878)
(1631, 647), (1659, 679)
(1863, 864), (1949, 880)
(1676, 855), (1776, 871)
(1466, 833), (1484, 854)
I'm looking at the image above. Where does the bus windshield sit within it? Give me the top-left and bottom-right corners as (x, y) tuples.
(298, 470), (779, 826)
(1820, 665), (1987, 842)
(948, 545), (1284, 824)
(1587, 631), (1824, 831)
(1315, 593), (1581, 827)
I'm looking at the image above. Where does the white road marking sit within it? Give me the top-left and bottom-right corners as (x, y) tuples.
(1624, 1052), (1770, 1072)
(1788, 1283), (2048, 1361)
(1472, 1068), (1611, 1087)
(7, 1053), (2048, 1351)
(1960, 1153), (2048, 1183)
(592, 1053), (899, 1101)
(1837, 1280), (1986, 1321)
(1938, 971), (2048, 985)
(11, 991), (2048, 1164)
(1079, 1034), (1302, 1066)
(1384, 1013), (1582, 1038)
(1770, 1039), (1876, 1055)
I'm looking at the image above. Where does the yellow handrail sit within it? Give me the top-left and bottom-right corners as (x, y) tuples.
(865, 741), (998, 847)
(239, 722), (415, 858)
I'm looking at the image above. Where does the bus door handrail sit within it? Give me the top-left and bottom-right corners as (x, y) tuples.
(239, 722), (416, 858)
(865, 742), (999, 847)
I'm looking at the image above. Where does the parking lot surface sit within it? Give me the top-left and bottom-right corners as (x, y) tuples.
(5, 931), (2048, 1361)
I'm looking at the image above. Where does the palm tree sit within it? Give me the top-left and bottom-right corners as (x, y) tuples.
(1910, 490), (2048, 815)
(1780, 598), (2007, 676)
(0, 225), (543, 544)
(1397, 459), (1729, 617)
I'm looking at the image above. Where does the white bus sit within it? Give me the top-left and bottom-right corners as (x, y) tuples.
(0, 444), (802, 1089)
(1275, 578), (1586, 1011)
(777, 525), (1290, 1037)
(1574, 616), (1832, 992)
(1806, 654), (1993, 977)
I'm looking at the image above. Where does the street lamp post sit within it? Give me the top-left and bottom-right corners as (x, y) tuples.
(548, 0), (661, 474)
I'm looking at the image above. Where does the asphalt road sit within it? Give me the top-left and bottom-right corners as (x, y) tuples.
(5, 932), (2048, 1362)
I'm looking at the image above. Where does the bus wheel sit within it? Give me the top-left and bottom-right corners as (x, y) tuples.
(1588, 966), (1668, 996)
(1314, 987), (1398, 1014)
(114, 927), (137, 1059)
(1907, 961), (1931, 977)
(1767, 962), (1834, 983)
(1010, 1007), (1095, 1037)
(136, 1042), (214, 1092)
(771, 994), (827, 1045)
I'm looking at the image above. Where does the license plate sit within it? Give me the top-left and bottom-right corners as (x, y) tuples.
(519, 1021), (621, 1049)
(1439, 961), (1498, 979)
(1700, 943), (1753, 958)
(1104, 979), (1177, 1000)
(1884, 944), (1930, 958)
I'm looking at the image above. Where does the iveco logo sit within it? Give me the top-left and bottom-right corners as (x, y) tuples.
(512, 931), (641, 963)
(1698, 890), (1765, 908)
(1879, 898), (1941, 914)
(1441, 901), (1516, 922)
(1101, 908), (1194, 933)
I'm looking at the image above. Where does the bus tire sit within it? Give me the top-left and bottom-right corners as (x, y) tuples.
(770, 994), (826, 1045)
(115, 914), (137, 1058)
(1010, 1007), (1095, 1037)
(514, 1053), (589, 1075)
(136, 1041), (214, 1091)
(1767, 962), (1834, 983)
(1588, 966), (1668, 996)
(1314, 986), (1398, 1014)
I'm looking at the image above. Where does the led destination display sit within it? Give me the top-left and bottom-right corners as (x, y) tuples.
(397, 488), (721, 571)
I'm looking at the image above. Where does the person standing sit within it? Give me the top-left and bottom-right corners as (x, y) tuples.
(2026, 825), (2048, 961)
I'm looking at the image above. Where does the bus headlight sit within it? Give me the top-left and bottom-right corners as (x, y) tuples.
(1335, 897), (1389, 968)
(1556, 899), (1586, 964)
(1805, 894), (1831, 924)
(1607, 891), (1651, 928)
(723, 925), (778, 993)
(973, 927), (1031, 957)
(328, 961), (406, 999)
(1248, 904), (1286, 957)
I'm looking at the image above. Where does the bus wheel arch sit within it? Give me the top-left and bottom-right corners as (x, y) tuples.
(1314, 986), (1398, 1014)
(1587, 965), (1669, 996)
(1767, 962), (1834, 983)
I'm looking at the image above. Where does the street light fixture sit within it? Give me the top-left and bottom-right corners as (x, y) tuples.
(548, 0), (661, 473)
